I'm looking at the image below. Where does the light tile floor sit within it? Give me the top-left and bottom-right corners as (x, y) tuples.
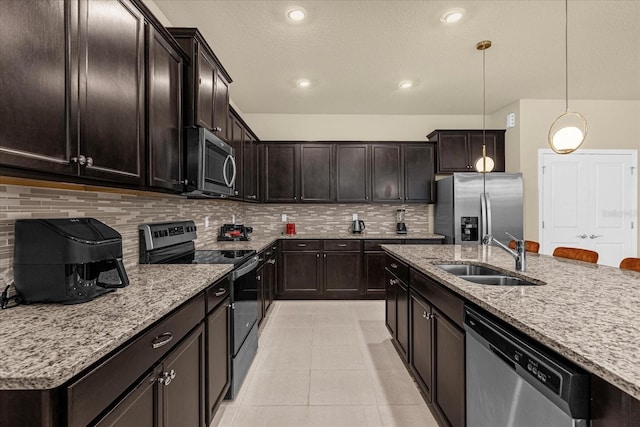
(211, 300), (440, 427)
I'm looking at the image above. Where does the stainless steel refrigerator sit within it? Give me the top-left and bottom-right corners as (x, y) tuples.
(435, 173), (523, 245)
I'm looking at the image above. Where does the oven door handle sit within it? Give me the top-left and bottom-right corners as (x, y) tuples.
(231, 255), (259, 281)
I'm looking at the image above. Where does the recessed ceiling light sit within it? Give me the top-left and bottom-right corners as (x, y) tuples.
(399, 81), (414, 89)
(297, 79), (311, 88)
(287, 8), (306, 22)
(440, 9), (464, 24)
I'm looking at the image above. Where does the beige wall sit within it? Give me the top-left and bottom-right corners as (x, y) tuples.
(488, 101), (521, 173)
(242, 114), (483, 141)
(517, 99), (640, 251)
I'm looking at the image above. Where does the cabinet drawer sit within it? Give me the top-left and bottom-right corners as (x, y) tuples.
(410, 270), (464, 328)
(364, 240), (401, 251)
(282, 240), (321, 251)
(67, 294), (206, 427)
(324, 240), (361, 251)
(206, 277), (230, 313)
(385, 255), (409, 283)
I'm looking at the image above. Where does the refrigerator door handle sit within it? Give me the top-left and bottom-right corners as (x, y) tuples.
(486, 193), (493, 236)
(481, 193), (488, 239)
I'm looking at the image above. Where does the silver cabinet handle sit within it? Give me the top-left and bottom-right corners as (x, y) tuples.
(173, 179), (189, 185)
(324, 253), (327, 258)
(249, 195), (257, 199)
(297, 244), (307, 247)
(316, 253), (319, 258)
(159, 369), (176, 386)
(577, 234), (588, 239)
(86, 156), (94, 167)
(214, 126), (222, 132)
(422, 311), (427, 318)
(390, 263), (398, 269)
(389, 278), (396, 286)
(337, 244), (347, 247)
(257, 275), (261, 281)
(71, 154), (86, 165)
(152, 332), (173, 349)
(589, 234), (603, 239)
(268, 259), (276, 264)
(215, 289), (226, 297)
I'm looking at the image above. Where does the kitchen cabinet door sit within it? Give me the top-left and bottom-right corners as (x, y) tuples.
(435, 132), (469, 172)
(263, 144), (298, 203)
(433, 308), (465, 427)
(229, 116), (244, 198)
(243, 133), (259, 201)
(94, 368), (158, 427)
(404, 144), (435, 203)
(468, 132), (505, 172)
(206, 298), (230, 423)
(78, 0), (145, 185)
(196, 49), (216, 130)
(281, 251), (322, 297)
(300, 144), (334, 202)
(385, 270), (397, 337)
(161, 324), (205, 427)
(410, 292), (433, 402)
(323, 251), (362, 297)
(147, 25), (184, 192)
(212, 71), (230, 140)
(364, 252), (386, 297)
(336, 144), (369, 202)
(396, 279), (409, 362)
(0, 0), (77, 176)
(256, 263), (265, 325)
(371, 144), (402, 202)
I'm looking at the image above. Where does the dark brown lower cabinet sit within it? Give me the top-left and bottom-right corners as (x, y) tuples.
(364, 252), (386, 297)
(94, 367), (157, 427)
(410, 292), (433, 402)
(206, 297), (230, 424)
(93, 324), (205, 427)
(323, 251), (362, 298)
(385, 270), (397, 337)
(433, 308), (465, 427)
(395, 279), (409, 361)
(591, 374), (640, 427)
(281, 249), (322, 298)
(256, 263), (265, 325)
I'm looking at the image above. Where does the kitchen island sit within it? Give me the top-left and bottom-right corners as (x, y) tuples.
(381, 243), (640, 425)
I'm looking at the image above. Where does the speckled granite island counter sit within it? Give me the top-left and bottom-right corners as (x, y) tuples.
(381, 243), (640, 402)
(0, 263), (232, 390)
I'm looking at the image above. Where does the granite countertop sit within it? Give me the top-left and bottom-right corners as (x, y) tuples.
(381, 244), (640, 400)
(0, 264), (232, 390)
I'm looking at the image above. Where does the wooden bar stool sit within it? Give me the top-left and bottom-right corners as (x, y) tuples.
(620, 257), (640, 272)
(508, 240), (540, 254)
(552, 247), (599, 263)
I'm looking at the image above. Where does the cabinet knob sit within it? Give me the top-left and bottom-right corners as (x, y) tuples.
(423, 311), (428, 318)
(324, 253), (327, 258)
(86, 156), (94, 167)
(316, 253), (319, 258)
(257, 275), (261, 281)
(268, 259), (276, 264)
(159, 369), (176, 386)
(214, 126), (222, 132)
(249, 195), (257, 199)
(71, 154), (86, 165)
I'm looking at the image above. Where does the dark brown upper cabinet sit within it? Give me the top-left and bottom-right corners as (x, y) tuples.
(404, 144), (435, 203)
(300, 144), (334, 202)
(229, 114), (244, 198)
(371, 144), (402, 202)
(0, 0), (77, 176)
(243, 132), (259, 201)
(1, 0), (146, 186)
(336, 144), (369, 202)
(167, 28), (232, 141)
(262, 144), (298, 203)
(147, 24), (185, 192)
(78, 0), (146, 185)
(427, 129), (505, 173)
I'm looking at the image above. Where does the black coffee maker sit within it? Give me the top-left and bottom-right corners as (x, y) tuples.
(13, 218), (129, 304)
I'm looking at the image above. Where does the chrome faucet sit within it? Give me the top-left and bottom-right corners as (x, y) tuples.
(482, 232), (526, 271)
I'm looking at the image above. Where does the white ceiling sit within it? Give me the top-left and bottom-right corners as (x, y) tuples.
(152, 0), (640, 115)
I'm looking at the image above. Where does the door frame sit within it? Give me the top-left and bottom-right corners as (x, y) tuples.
(538, 148), (638, 257)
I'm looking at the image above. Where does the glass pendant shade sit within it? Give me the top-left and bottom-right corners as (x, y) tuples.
(475, 155), (495, 173)
(548, 111), (587, 154)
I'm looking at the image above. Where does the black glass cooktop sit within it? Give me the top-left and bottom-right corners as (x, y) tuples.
(165, 250), (256, 266)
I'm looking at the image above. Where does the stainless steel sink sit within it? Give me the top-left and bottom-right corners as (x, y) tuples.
(436, 264), (503, 276)
(435, 263), (541, 286)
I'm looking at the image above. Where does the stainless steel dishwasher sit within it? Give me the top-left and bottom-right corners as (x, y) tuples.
(464, 306), (590, 427)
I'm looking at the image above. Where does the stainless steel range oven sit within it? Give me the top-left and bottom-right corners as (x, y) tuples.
(139, 221), (258, 399)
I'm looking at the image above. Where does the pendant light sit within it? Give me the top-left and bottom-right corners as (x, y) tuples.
(548, 0), (587, 154)
(475, 40), (495, 173)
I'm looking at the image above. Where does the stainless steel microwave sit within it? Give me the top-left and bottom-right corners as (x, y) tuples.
(184, 127), (236, 197)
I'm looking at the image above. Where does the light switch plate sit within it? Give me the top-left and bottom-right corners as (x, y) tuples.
(352, 214), (358, 221)
(281, 214), (287, 222)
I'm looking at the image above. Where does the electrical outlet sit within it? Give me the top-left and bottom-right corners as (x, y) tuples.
(352, 213), (358, 221)
(281, 214), (287, 222)
(232, 215), (235, 224)
(204, 216), (210, 228)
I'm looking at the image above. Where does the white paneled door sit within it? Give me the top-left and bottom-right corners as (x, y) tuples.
(539, 149), (637, 266)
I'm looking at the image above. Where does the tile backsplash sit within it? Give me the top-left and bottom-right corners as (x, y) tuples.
(0, 182), (432, 281)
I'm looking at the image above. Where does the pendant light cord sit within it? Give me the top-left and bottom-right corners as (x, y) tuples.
(482, 44), (487, 194)
(565, 0), (569, 112)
